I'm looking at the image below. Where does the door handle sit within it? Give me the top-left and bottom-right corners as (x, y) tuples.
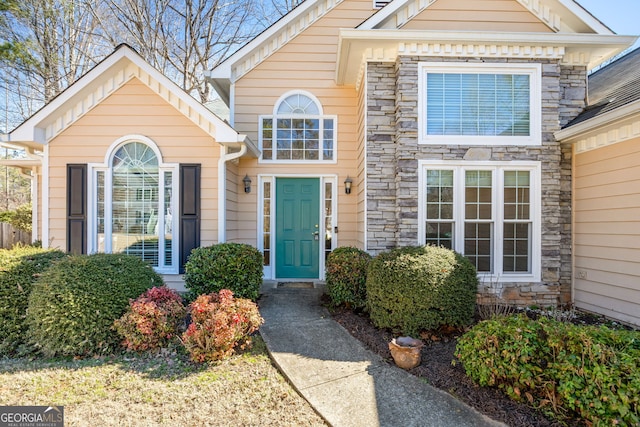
(312, 231), (320, 240)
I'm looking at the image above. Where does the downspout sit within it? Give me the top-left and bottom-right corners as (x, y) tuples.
(570, 142), (576, 307)
(12, 166), (37, 241)
(42, 145), (49, 248)
(218, 142), (247, 243)
(24, 147), (41, 244)
(31, 166), (38, 242)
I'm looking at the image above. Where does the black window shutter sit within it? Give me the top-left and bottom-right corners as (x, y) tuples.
(179, 164), (201, 273)
(67, 164), (87, 254)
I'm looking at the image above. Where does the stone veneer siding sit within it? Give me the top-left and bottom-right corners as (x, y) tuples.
(365, 57), (586, 306)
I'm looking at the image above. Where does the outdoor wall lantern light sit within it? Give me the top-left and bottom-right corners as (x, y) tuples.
(243, 174), (252, 193)
(344, 176), (353, 195)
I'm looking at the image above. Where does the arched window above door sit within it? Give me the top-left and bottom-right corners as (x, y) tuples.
(260, 91), (336, 162)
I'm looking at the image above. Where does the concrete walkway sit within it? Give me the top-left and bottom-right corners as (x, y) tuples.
(258, 284), (505, 427)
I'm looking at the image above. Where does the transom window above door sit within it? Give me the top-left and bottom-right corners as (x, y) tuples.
(260, 91), (336, 162)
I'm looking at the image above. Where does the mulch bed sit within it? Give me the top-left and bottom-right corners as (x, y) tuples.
(330, 306), (572, 427)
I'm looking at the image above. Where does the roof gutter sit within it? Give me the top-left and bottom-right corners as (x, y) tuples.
(336, 30), (637, 84)
(554, 99), (640, 141)
(0, 138), (43, 176)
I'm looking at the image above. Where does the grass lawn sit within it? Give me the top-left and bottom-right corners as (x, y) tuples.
(0, 337), (327, 426)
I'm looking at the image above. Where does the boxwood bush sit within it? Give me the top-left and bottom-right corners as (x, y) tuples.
(184, 243), (263, 301)
(0, 245), (66, 355)
(325, 246), (371, 310)
(456, 315), (640, 426)
(26, 253), (163, 357)
(366, 245), (478, 336)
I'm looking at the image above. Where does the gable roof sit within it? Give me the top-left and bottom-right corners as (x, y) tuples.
(206, 0), (349, 103)
(210, 0), (636, 98)
(9, 44), (257, 156)
(358, 0), (613, 32)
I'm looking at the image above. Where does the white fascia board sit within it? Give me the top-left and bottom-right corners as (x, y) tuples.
(222, 134), (261, 158)
(207, 0), (328, 82)
(0, 139), (44, 151)
(10, 45), (241, 146)
(557, 0), (615, 34)
(0, 159), (41, 168)
(336, 29), (637, 84)
(117, 48), (241, 144)
(9, 47), (131, 144)
(555, 99), (640, 141)
(340, 29), (635, 45)
(357, 0), (410, 29)
(360, 0), (617, 34)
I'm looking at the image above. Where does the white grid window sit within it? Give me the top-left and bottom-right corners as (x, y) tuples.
(420, 161), (540, 282)
(260, 92), (336, 163)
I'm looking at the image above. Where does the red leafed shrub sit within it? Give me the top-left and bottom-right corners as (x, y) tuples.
(114, 286), (186, 352)
(182, 289), (264, 363)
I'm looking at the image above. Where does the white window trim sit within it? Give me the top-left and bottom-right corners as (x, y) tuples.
(87, 135), (180, 275)
(418, 160), (541, 283)
(259, 90), (338, 164)
(418, 62), (542, 146)
(258, 174), (338, 281)
(272, 90), (324, 116)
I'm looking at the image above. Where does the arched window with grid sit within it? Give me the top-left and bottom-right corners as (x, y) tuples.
(259, 91), (336, 162)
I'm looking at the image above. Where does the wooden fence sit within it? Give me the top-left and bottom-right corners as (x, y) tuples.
(0, 222), (32, 249)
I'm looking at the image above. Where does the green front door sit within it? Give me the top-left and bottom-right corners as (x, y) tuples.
(275, 178), (320, 279)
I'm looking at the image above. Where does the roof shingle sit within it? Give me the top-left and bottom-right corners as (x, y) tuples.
(566, 47), (640, 127)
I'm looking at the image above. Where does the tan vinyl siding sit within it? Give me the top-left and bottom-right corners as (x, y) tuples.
(232, 0), (373, 249)
(47, 78), (221, 251)
(574, 137), (640, 327)
(399, 0), (552, 32)
(225, 160), (241, 243)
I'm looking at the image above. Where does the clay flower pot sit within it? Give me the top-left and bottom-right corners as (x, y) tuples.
(389, 336), (424, 370)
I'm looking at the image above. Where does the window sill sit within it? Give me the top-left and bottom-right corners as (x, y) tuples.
(478, 273), (542, 284)
(420, 136), (540, 146)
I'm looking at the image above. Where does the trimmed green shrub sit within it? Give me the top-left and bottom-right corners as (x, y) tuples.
(114, 286), (186, 352)
(456, 315), (640, 426)
(182, 289), (264, 363)
(366, 245), (478, 336)
(0, 245), (66, 355)
(184, 243), (263, 301)
(325, 246), (371, 310)
(26, 253), (163, 357)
